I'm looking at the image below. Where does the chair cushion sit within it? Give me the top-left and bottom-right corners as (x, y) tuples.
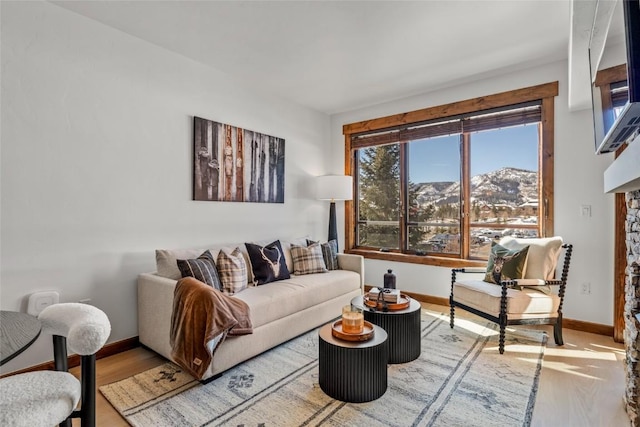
(0, 371), (80, 427)
(453, 279), (560, 320)
(499, 236), (563, 280)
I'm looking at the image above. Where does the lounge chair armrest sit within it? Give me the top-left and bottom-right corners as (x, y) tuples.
(452, 267), (486, 274)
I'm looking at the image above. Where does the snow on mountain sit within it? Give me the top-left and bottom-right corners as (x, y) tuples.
(413, 167), (537, 207)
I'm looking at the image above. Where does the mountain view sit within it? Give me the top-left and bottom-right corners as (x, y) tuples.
(357, 149), (540, 256)
(413, 167), (538, 209)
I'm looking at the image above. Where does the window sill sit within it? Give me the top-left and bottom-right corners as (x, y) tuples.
(346, 249), (487, 268)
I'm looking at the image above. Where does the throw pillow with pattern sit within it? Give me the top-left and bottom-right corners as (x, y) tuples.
(306, 239), (339, 270)
(291, 242), (328, 275)
(245, 240), (291, 285)
(484, 242), (530, 284)
(177, 250), (222, 290)
(216, 247), (248, 295)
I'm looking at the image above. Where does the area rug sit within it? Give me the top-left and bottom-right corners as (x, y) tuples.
(100, 311), (546, 426)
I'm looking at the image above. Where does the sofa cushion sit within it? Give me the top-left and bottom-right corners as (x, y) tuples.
(245, 240), (291, 285)
(216, 247), (248, 295)
(156, 248), (204, 280)
(483, 242), (529, 284)
(232, 270), (361, 328)
(290, 242), (328, 275)
(177, 250), (222, 290)
(453, 279), (560, 320)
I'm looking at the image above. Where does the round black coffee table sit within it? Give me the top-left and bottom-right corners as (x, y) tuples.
(351, 294), (421, 364)
(318, 322), (388, 403)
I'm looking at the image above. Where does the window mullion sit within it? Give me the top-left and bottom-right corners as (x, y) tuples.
(400, 143), (408, 252)
(461, 133), (471, 259)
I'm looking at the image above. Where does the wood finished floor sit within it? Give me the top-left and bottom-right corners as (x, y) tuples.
(73, 303), (630, 426)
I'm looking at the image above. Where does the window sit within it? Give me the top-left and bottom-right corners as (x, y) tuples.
(343, 82), (558, 267)
(594, 63), (628, 132)
(594, 63), (628, 343)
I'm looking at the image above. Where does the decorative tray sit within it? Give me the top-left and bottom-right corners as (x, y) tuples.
(331, 320), (375, 341)
(363, 293), (411, 311)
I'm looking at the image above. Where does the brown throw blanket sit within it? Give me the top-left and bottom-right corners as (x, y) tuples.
(170, 277), (253, 380)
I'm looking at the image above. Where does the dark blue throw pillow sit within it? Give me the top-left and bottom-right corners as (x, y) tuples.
(245, 240), (291, 285)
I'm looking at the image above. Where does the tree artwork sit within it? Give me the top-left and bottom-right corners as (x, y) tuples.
(193, 117), (285, 203)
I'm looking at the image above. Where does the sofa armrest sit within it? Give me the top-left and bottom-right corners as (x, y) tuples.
(137, 273), (177, 360)
(337, 253), (365, 292)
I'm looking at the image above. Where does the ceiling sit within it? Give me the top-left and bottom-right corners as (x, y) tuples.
(50, 1), (618, 115)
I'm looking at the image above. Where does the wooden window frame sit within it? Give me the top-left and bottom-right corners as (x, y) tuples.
(595, 63), (628, 343)
(342, 82), (559, 268)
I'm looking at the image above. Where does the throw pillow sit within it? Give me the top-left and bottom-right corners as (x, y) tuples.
(176, 250), (222, 290)
(499, 236), (563, 280)
(483, 242), (530, 284)
(156, 248), (204, 280)
(245, 240), (291, 285)
(291, 242), (328, 275)
(306, 239), (339, 270)
(216, 247), (248, 295)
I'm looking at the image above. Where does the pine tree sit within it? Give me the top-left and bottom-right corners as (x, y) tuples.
(358, 145), (400, 248)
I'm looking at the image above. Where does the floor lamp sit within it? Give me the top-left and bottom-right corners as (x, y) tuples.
(316, 175), (353, 252)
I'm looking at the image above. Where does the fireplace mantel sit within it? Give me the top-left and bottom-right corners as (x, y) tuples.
(605, 136), (640, 193)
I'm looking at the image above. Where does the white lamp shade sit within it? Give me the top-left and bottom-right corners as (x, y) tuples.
(316, 175), (353, 201)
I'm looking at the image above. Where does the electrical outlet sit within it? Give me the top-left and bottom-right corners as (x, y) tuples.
(581, 282), (591, 295)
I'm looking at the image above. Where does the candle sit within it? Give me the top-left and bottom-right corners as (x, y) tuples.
(342, 305), (364, 334)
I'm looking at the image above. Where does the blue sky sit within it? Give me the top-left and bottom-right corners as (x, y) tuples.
(408, 124), (539, 183)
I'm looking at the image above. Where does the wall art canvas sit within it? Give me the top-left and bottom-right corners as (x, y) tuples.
(193, 116), (285, 203)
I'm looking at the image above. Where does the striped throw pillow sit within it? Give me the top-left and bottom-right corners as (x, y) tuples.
(176, 250), (222, 290)
(216, 247), (248, 295)
(291, 242), (328, 275)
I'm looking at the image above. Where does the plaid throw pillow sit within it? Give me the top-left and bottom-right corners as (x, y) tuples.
(306, 239), (339, 270)
(216, 247), (248, 295)
(176, 250), (222, 290)
(291, 242), (328, 275)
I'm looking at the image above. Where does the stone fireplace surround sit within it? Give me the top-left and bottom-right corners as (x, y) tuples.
(624, 190), (640, 425)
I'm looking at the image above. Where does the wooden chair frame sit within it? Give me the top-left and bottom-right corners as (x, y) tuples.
(449, 244), (573, 354)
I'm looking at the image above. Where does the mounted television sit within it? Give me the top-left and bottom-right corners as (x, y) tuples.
(592, 0), (640, 154)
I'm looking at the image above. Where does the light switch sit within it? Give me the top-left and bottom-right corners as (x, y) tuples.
(580, 204), (592, 217)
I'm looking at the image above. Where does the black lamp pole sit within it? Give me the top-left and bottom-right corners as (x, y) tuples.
(328, 200), (338, 252)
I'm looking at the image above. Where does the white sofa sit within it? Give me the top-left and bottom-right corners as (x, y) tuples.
(137, 239), (364, 381)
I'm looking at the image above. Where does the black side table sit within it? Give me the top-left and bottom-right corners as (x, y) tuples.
(318, 322), (388, 403)
(351, 294), (421, 364)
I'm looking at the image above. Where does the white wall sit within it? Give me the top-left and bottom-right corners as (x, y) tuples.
(0, 1), (331, 373)
(330, 60), (616, 326)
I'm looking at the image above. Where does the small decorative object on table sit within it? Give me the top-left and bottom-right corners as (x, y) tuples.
(331, 319), (375, 341)
(364, 289), (411, 311)
(383, 269), (396, 289)
(341, 305), (364, 334)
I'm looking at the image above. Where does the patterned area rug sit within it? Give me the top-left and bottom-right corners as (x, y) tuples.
(101, 311), (546, 426)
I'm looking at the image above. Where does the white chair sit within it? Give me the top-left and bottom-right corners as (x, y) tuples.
(449, 237), (572, 354)
(0, 303), (111, 427)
